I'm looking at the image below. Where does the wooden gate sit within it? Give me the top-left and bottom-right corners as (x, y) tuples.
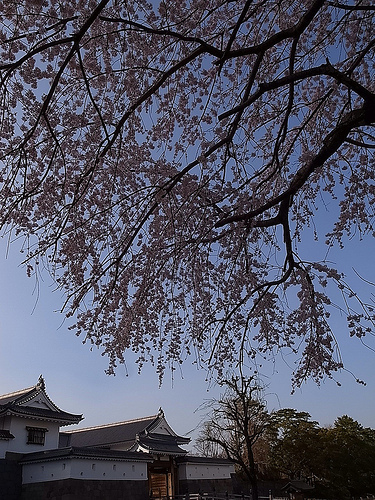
(150, 471), (168, 498)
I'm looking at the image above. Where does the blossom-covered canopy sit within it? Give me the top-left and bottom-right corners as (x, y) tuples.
(0, 0), (374, 383)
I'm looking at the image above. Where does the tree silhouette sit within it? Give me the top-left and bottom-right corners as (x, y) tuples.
(267, 412), (375, 499)
(196, 376), (270, 500)
(322, 415), (375, 498)
(0, 0), (374, 381)
(268, 409), (322, 481)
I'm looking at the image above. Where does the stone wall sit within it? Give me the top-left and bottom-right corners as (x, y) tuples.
(22, 478), (149, 500)
(0, 455), (22, 500)
(179, 477), (233, 496)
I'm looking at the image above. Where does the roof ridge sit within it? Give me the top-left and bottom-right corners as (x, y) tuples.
(64, 414), (158, 433)
(0, 385), (35, 401)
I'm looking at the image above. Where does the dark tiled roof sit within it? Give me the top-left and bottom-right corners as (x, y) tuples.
(1, 404), (83, 423)
(20, 446), (153, 464)
(176, 456), (234, 465)
(143, 415), (190, 445)
(132, 412), (190, 455)
(0, 377), (82, 426)
(62, 412), (190, 457)
(135, 433), (188, 455)
(64, 416), (158, 448)
(0, 387), (35, 405)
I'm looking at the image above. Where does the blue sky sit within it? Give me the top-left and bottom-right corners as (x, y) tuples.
(0, 0), (374, 456)
(1, 231), (375, 448)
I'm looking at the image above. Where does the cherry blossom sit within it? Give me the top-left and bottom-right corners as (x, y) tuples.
(0, 0), (374, 385)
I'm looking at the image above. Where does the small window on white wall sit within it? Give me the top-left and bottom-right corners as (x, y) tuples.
(26, 427), (48, 445)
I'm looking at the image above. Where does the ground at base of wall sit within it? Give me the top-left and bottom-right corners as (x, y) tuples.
(0, 457), (23, 500)
(22, 478), (149, 500)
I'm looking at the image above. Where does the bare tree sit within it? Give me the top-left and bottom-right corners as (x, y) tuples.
(0, 0), (374, 381)
(196, 376), (271, 500)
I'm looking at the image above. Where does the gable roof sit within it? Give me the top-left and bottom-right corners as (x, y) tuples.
(0, 376), (83, 426)
(130, 409), (190, 455)
(61, 409), (190, 456)
(132, 433), (189, 456)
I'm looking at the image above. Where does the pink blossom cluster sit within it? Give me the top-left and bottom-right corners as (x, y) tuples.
(0, 0), (374, 385)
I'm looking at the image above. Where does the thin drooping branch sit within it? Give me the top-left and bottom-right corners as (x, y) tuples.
(0, 0), (373, 384)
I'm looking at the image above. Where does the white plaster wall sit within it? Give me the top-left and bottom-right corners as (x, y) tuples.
(0, 415), (14, 458)
(22, 457), (148, 484)
(178, 463), (234, 480)
(0, 415), (12, 429)
(0, 440), (9, 459)
(6, 417), (60, 454)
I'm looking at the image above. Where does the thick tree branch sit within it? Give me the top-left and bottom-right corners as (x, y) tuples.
(219, 62), (375, 122)
(215, 104), (374, 228)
